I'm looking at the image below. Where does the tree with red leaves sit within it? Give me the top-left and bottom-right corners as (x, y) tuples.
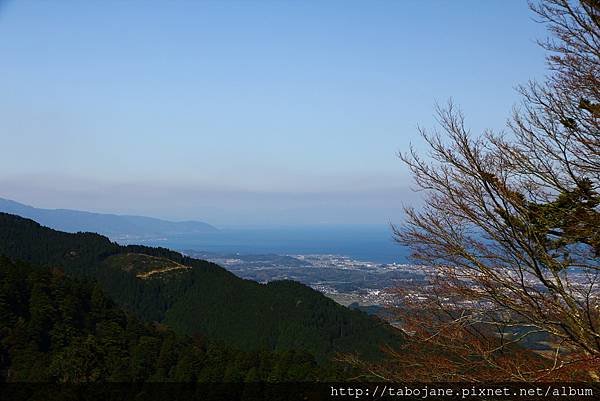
(349, 0), (600, 382)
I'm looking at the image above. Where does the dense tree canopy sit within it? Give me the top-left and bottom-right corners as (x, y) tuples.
(0, 212), (402, 372)
(0, 256), (348, 383)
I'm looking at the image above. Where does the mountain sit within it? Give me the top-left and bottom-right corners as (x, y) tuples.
(0, 256), (335, 383)
(0, 197), (217, 239)
(0, 213), (402, 362)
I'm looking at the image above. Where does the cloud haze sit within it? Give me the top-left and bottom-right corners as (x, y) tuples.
(0, 174), (419, 226)
(0, 1), (546, 225)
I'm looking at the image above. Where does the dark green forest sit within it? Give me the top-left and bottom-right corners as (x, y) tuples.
(0, 213), (402, 382)
(0, 256), (347, 382)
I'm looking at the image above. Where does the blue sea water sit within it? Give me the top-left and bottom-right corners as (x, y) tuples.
(130, 225), (411, 264)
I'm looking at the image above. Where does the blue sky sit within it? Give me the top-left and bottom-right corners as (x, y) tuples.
(0, 1), (548, 226)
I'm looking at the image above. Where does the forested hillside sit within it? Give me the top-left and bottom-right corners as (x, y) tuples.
(0, 256), (344, 382)
(0, 213), (401, 363)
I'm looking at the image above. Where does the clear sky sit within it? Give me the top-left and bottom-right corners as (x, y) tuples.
(0, 0), (548, 226)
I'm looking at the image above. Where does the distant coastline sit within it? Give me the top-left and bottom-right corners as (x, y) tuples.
(116, 226), (410, 264)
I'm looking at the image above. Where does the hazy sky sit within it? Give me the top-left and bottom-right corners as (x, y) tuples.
(0, 1), (548, 226)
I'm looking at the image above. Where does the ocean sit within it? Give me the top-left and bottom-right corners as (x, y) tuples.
(125, 225), (412, 264)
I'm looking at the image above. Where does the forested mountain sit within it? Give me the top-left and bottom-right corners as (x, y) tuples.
(0, 198), (217, 238)
(0, 256), (340, 382)
(0, 213), (401, 364)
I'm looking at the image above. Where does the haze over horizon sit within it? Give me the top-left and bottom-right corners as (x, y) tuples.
(0, 1), (548, 226)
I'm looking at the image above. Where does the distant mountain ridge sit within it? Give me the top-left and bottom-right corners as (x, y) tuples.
(0, 197), (217, 238)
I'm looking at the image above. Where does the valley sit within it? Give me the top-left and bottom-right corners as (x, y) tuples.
(185, 251), (429, 310)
